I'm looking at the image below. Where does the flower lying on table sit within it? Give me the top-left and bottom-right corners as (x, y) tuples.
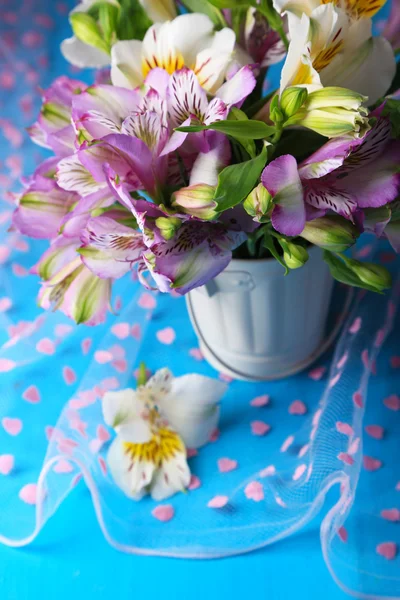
(102, 367), (227, 501)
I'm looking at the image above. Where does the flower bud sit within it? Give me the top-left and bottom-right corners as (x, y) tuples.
(172, 184), (217, 220)
(282, 242), (309, 269)
(300, 216), (359, 252)
(347, 260), (392, 292)
(283, 87), (370, 138)
(269, 95), (284, 125)
(155, 217), (182, 241)
(280, 87), (308, 119)
(70, 12), (111, 55)
(243, 183), (272, 222)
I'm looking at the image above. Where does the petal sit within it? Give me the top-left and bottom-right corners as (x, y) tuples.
(137, 368), (173, 404)
(385, 220), (400, 253)
(33, 236), (78, 281)
(72, 84), (141, 138)
(189, 132), (231, 187)
(79, 216), (144, 279)
(262, 155), (306, 236)
(280, 13), (321, 91)
(150, 433), (191, 501)
(216, 66), (256, 108)
(61, 36), (110, 69)
(299, 137), (357, 179)
(170, 13), (215, 67)
(304, 181), (357, 218)
(102, 389), (142, 429)
(57, 154), (104, 196)
(193, 28), (236, 94)
(159, 374), (227, 448)
(107, 438), (155, 500)
(121, 110), (169, 156)
(204, 98), (229, 126)
(139, 0), (176, 22)
(145, 221), (245, 294)
(61, 188), (115, 238)
(110, 40), (144, 89)
(168, 68), (209, 127)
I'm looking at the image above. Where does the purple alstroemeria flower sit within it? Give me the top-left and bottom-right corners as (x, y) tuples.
(12, 158), (78, 239)
(244, 8), (287, 68)
(27, 76), (87, 157)
(261, 116), (400, 236)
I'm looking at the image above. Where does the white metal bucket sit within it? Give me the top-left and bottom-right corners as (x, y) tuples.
(186, 246), (335, 381)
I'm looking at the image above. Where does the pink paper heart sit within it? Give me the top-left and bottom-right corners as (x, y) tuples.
(338, 452), (354, 466)
(260, 465), (276, 477)
(308, 366), (326, 381)
(245, 481), (264, 502)
(298, 444), (310, 458)
(361, 349), (370, 369)
(376, 542), (397, 560)
(383, 394), (400, 411)
(152, 504), (174, 522)
(89, 439), (103, 454)
(381, 509), (400, 522)
(337, 352), (348, 369)
(131, 324), (141, 340)
(81, 337), (92, 355)
(289, 400), (307, 415)
(112, 359), (127, 373)
(19, 483), (38, 505)
(0, 454), (14, 475)
(250, 394), (270, 407)
(0, 358), (16, 372)
(101, 377), (119, 391)
(374, 329), (386, 348)
(363, 456), (382, 471)
(218, 458), (238, 473)
(36, 338), (55, 355)
(209, 428), (220, 442)
(251, 421), (271, 436)
(189, 348), (204, 361)
(2, 417), (22, 436)
(187, 448), (198, 458)
(349, 317), (362, 334)
(390, 356), (400, 369)
(138, 293), (156, 310)
(280, 435), (294, 452)
(54, 324), (73, 338)
(98, 456), (107, 476)
(63, 366), (77, 385)
(353, 391), (364, 408)
(208, 495), (229, 509)
(53, 459), (73, 474)
(348, 437), (360, 455)
(156, 327), (176, 345)
(396, 481), (400, 491)
(188, 475), (201, 490)
(336, 422), (354, 436)
(338, 526), (348, 543)
(97, 425), (111, 443)
(365, 424), (384, 440)
(0, 245), (10, 264)
(111, 322), (130, 339)
(0, 297), (12, 312)
(94, 350), (113, 364)
(22, 385), (40, 404)
(293, 464), (307, 481)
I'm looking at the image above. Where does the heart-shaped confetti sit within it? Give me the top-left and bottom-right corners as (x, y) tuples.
(365, 425), (384, 440)
(152, 505), (175, 522)
(289, 400), (307, 415)
(0, 454), (14, 475)
(218, 458), (238, 473)
(363, 456), (382, 471)
(245, 481), (264, 502)
(376, 542), (397, 560)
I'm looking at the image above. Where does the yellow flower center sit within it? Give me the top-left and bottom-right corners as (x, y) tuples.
(142, 51), (185, 78)
(123, 427), (185, 467)
(313, 38), (344, 71)
(321, 0), (386, 19)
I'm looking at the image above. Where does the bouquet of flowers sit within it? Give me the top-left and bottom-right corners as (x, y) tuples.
(12, 0), (400, 325)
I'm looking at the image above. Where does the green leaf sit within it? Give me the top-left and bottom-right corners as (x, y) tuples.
(214, 145), (268, 211)
(136, 362), (148, 387)
(116, 0), (152, 40)
(180, 0), (226, 27)
(207, 0), (252, 7)
(98, 2), (119, 43)
(176, 119), (276, 139)
(263, 232), (288, 273)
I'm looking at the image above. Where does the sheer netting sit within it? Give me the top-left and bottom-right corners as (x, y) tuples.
(0, 2), (399, 599)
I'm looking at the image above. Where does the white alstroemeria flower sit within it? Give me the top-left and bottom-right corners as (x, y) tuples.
(102, 369), (227, 501)
(277, 1), (395, 103)
(110, 13), (236, 94)
(61, 0), (118, 68)
(139, 0), (177, 23)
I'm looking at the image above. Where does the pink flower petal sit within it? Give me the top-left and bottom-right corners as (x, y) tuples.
(250, 394), (270, 407)
(0, 454), (14, 475)
(363, 456), (382, 471)
(251, 421), (271, 436)
(245, 481), (264, 501)
(376, 542), (397, 560)
(365, 424), (384, 440)
(152, 504), (174, 522)
(208, 495), (229, 509)
(289, 400), (307, 415)
(218, 458), (238, 473)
